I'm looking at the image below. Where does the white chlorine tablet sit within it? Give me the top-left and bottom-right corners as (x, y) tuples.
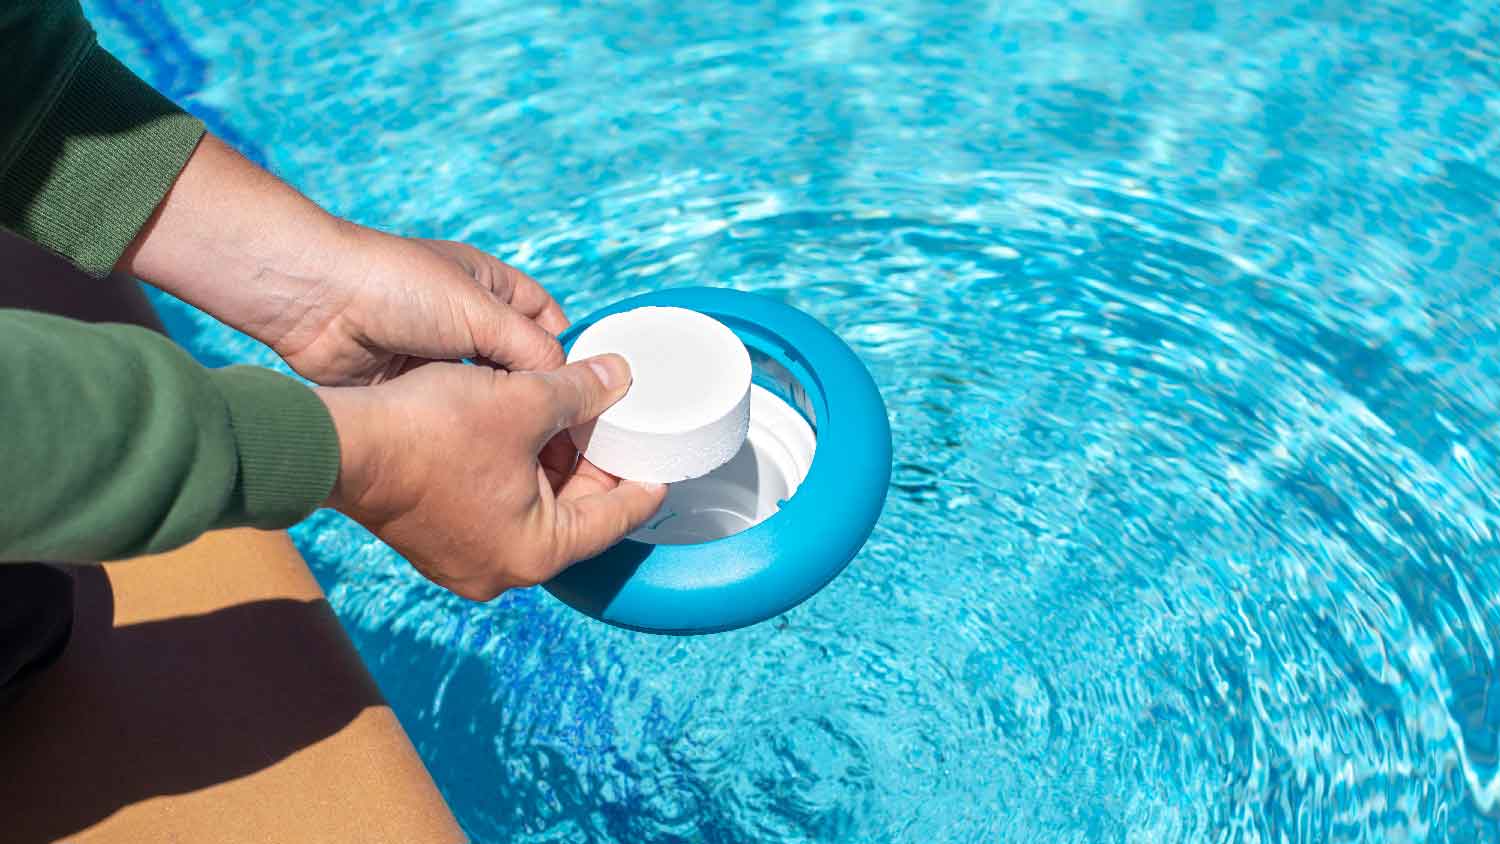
(566, 306), (752, 483)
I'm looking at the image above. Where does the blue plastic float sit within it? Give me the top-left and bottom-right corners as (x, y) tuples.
(544, 287), (891, 634)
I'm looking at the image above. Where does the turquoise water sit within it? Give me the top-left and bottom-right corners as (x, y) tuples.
(90, 1), (1500, 840)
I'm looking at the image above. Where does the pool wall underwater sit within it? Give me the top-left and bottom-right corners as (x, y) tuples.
(87, 1), (1500, 841)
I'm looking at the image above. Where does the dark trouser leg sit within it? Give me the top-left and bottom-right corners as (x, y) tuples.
(0, 229), (165, 706)
(0, 566), (74, 709)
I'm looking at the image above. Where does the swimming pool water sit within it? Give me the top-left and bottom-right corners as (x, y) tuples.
(89, 1), (1500, 840)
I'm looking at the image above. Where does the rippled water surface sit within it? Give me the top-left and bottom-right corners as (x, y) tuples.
(90, 0), (1500, 840)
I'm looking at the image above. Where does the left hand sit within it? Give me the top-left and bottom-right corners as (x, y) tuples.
(121, 134), (571, 386)
(266, 227), (571, 386)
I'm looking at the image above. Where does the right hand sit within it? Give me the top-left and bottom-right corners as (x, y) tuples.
(316, 354), (667, 601)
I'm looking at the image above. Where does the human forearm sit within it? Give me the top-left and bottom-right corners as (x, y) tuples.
(0, 309), (338, 562)
(119, 134), (568, 385)
(116, 134), (357, 359)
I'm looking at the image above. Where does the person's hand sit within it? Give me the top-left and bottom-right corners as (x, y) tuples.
(121, 135), (570, 386)
(315, 354), (667, 600)
(268, 228), (570, 386)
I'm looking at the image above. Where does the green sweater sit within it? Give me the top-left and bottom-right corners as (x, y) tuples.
(1, 0), (340, 561)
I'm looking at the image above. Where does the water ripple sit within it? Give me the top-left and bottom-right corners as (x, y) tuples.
(87, 0), (1500, 840)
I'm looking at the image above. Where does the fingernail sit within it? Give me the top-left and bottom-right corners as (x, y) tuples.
(587, 354), (630, 391)
(632, 481), (666, 492)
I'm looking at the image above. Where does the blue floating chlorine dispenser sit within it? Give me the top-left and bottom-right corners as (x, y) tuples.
(544, 287), (891, 635)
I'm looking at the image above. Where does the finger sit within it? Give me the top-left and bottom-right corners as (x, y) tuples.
(504, 269), (570, 336)
(554, 481), (668, 564)
(422, 239), (570, 349)
(536, 299), (570, 336)
(539, 432), (578, 492)
(435, 240), (569, 336)
(531, 354), (632, 442)
(466, 296), (566, 372)
(391, 355), (440, 380)
(570, 456), (621, 491)
(550, 455), (622, 502)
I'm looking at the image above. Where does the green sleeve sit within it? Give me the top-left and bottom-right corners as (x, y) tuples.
(0, 310), (341, 562)
(0, 0), (206, 276)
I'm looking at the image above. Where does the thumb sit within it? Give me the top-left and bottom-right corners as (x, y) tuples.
(533, 353), (633, 440)
(555, 481), (669, 565)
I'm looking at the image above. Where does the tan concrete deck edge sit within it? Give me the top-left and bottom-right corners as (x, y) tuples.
(0, 529), (467, 844)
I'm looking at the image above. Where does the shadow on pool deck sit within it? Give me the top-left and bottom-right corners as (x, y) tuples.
(0, 567), (384, 844)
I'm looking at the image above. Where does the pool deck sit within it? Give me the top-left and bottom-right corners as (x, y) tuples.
(0, 529), (465, 844)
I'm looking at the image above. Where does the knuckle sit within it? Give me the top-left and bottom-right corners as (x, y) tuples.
(566, 370), (594, 416)
(538, 337), (566, 370)
(517, 319), (561, 367)
(492, 262), (521, 300)
(604, 505), (630, 537)
(551, 518), (584, 565)
(483, 306), (513, 347)
(507, 372), (554, 412)
(568, 519), (614, 561)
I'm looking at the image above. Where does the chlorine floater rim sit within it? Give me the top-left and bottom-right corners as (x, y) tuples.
(543, 286), (892, 635)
